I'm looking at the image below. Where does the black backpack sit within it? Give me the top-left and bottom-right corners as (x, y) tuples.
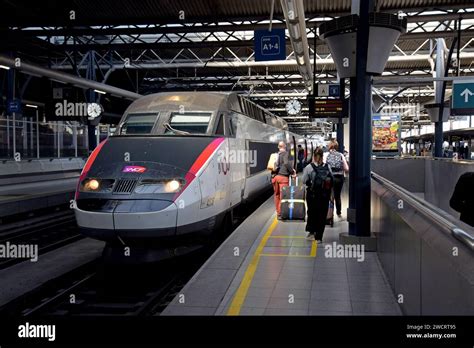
(310, 163), (333, 196)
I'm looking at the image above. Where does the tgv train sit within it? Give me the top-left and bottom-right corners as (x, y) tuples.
(74, 92), (315, 262)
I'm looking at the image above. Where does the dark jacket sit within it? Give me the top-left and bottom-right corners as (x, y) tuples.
(450, 172), (474, 227)
(276, 150), (294, 177)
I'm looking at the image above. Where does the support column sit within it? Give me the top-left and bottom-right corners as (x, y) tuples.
(86, 51), (97, 152)
(348, 0), (374, 237)
(434, 39), (445, 158)
(337, 78), (345, 150)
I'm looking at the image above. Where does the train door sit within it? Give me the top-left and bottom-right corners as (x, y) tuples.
(228, 113), (245, 207)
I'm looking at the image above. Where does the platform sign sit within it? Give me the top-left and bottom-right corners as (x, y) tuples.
(329, 84), (340, 97)
(254, 28), (286, 61)
(317, 84), (340, 98)
(372, 114), (400, 152)
(7, 99), (21, 114)
(452, 80), (474, 115)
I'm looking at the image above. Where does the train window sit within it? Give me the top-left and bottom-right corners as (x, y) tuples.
(120, 113), (159, 134)
(215, 114), (225, 135)
(166, 112), (212, 134)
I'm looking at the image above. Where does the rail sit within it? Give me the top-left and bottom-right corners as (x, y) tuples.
(371, 171), (474, 251)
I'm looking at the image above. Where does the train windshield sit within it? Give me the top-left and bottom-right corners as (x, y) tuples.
(165, 112), (212, 135)
(120, 113), (159, 134)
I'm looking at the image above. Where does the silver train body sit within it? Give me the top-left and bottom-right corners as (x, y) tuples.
(74, 92), (315, 261)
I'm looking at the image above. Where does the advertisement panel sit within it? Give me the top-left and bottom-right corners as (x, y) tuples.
(372, 114), (400, 152)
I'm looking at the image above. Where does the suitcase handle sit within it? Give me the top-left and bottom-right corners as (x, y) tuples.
(289, 176), (298, 186)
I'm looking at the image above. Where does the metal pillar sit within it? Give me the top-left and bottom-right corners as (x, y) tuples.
(86, 51), (97, 151)
(337, 78), (345, 150)
(348, 0), (374, 237)
(7, 65), (16, 158)
(36, 109), (40, 158)
(434, 39), (445, 157)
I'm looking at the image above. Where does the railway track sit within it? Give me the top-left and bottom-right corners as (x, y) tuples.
(0, 209), (82, 269)
(0, 190), (273, 316)
(1, 256), (201, 317)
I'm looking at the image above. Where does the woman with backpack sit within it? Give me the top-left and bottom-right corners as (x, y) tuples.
(302, 147), (334, 242)
(326, 140), (349, 217)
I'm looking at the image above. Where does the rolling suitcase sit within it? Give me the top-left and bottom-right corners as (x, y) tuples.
(280, 177), (306, 221)
(326, 196), (334, 227)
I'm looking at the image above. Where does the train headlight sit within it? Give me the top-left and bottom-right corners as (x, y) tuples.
(165, 179), (181, 193)
(134, 178), (184, 194)
(80, 178), (115, 192)
(84, 179), (100, 191)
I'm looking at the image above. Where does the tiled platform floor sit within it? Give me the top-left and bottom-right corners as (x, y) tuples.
(162, 195), (401, 316)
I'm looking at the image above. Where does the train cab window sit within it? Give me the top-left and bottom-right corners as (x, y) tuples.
(120, 113), (159, 135)
(166, 112), (212, 134)
(215, 114), (225, 135)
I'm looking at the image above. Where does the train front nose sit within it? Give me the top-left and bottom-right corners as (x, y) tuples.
(74, 161), (195, 242)
(75, 198), (179, 240)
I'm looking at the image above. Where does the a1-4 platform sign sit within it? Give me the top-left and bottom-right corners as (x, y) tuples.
(254, 29), (286, 61)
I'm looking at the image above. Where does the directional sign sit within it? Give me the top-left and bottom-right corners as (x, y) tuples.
(452, 80), (474, 115)
(318, 84), (329, 97)
(329, 84), (340, 97)
(7, 99), (22, 114)
(318, 84), (340, 97)
(254, 29), (286, 61)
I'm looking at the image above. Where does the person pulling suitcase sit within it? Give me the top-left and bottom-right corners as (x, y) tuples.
(302, 147), (334, 242)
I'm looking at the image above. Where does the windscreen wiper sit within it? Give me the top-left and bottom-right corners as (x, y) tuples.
(163, 122), (191, 135)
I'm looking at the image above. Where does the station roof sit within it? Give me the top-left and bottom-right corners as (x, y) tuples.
(1, 0), (474, 134)
(2, 0), (472, 26)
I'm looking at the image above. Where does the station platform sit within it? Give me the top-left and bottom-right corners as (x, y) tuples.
(162, 195), (401, 316)
(0, 158), (83, 218)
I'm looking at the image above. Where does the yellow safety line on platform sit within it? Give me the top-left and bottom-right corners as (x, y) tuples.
(269, 235), (306, 239)
(226, 217), (278, 316)
(260, 240), (317, 258)
(310, 240), (317, 257)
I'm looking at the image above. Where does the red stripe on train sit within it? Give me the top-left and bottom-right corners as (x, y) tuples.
(173, 137), (225, 201)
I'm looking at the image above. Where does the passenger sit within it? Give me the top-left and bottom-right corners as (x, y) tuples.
(302, 147), (334, 242)
(450, 172), (474, 227)
(326, 140), (349, 217)
(272, 141), (296, 219)
(297, 145), (305, 172)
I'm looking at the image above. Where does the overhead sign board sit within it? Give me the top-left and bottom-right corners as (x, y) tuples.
(452, 80), (474, 115)
(309, 98), (345, 118)
(254, 28), (286, 61)
(7, 99), (22, 114)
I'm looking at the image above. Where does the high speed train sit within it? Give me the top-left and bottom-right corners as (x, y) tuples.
(74, 92), (315, 262)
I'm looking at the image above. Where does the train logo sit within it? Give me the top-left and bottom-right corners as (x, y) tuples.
(122, 165), (147, 173)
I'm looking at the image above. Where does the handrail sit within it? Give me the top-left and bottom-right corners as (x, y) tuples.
(371, 171), (474, 251)
(373, 156), (474, 164)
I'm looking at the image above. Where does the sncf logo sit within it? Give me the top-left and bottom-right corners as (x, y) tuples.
(122, 166), (147, 173)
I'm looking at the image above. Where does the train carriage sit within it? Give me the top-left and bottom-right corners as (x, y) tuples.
(74, 92), (314, 262)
